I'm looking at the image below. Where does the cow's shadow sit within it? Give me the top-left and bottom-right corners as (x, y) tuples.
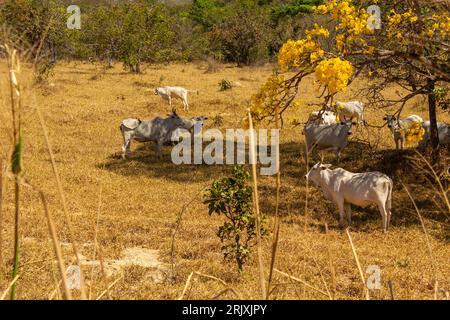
(99, 139), (449, 237)
(98, 142), (230, 183)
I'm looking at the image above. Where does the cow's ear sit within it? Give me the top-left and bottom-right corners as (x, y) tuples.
(340, 122), (345, 125)
(352, 122), (357, 125)
(383, 116), (387, 120)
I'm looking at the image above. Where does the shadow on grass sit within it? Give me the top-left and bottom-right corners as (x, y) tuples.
(99, 138), (449, 237)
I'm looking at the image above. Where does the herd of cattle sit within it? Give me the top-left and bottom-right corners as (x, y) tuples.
(119, 87), (449, 232)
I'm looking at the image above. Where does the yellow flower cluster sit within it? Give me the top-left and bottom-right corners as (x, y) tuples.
(315, 58), (353, 94)
(387, 9), (418, 40)
(246, 74), (286, 125)
(404, 122), (425, 146)
(278, 23), (330, 72)
(278, 39), (324, 72)
(305, 24), (330, 39)
(425, 13), (450, 37)
(313, 0), (373, 54)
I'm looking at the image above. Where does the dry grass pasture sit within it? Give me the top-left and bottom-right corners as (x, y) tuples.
(0, 61), (449, 300)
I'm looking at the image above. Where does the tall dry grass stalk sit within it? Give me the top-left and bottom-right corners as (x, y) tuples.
(325, 223), (336, 299)
(274, 269), (330, 298)
(39, 191), (72, 300)
(300, 238), (333, 300)
(89, 185), (103, 300)
(267, 105), (281, 299)
(0, 275), (20, 300)
(0, 158), (4, 272)
(401, 182), (439, 299)
(178, 271), (242, 300)
(388, 280), (395, 300)
(414, 151), (450, 214)
(247, 110), (266, 300)
(36, 106), (88, 299)
(170, 186), (207, 282)
(96, 275), (123, 300)
(5, 44), (23, 300)
(345, 228), (369, 300)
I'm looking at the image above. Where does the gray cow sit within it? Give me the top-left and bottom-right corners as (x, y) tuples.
(120, 112), (186, 159)
(304, 120), (355, 162)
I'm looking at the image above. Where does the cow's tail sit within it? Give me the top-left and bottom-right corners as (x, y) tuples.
(188, 90), (199, 95)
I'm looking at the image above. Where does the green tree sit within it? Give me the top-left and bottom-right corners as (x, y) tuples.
(203, 165), (268, 272)
(209, 11), (270, 66)
(117, 0), (175, 73)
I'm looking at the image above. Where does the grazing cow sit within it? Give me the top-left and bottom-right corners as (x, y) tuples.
(419, 121), (450, 147)
(307, 110), (337, 125)
(383, 114), (424, 149)
(305, 162), (393, 231)
(120, 112), (185, 159)
(154, 86), (198, 111)
(335, 101), (365, 125)
(304, 120), (355, 162)
(170, 116), (208, 143)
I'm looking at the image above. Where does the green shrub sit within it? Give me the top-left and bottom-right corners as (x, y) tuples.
(203, 165), (268, 272)
(218, 79), (232, 91)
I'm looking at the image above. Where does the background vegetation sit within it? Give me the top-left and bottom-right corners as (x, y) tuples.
(0, 0), (323, 72)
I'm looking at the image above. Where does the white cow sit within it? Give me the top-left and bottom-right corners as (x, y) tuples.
(303, 120), (355, 162)
(383, 114), (424, 149)
(335, 101), (365, 125)
(305, 162), (393, 232)
(419, 121), (450, 147)
(154, 86), (198, 111)
(307, 110), (337, 125)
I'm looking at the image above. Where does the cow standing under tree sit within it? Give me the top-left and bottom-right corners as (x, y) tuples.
(305, 162), (393, 232)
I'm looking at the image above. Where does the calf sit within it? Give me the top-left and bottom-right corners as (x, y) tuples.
(335, 101), (365, 125)
(383, 114), (424, 149)
(305, 162), (393, 232)
(120, 112), (185, 159)
(304, 120), (355, 162)
(154, 86), (198, 111)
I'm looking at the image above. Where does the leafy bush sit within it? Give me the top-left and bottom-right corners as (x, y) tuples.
(203, 165), (268, 272)
(209, 11), (270, 66)
(218, 79), (232, 91)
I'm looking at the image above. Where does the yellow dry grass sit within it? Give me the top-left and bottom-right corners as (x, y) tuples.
(0, 61), (449, 300)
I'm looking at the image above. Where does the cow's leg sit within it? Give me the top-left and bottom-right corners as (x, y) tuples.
(183, 95), (189, 111)
(168, 96), (172, 110)
(336, 149), (341, 163)
(155, 140), (163, 159)
(345, 203), (352, 227)
(377, 202), (388, 233)
(121, 129), (132, 159)
(386, 192), (392, 231)
(400, 137), (405, 150)
(336, 199), (346, 229)
(395, 137), (399, 150)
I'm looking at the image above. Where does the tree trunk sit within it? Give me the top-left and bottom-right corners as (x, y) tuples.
(50, 43), (57, 63)
(107, 56), (113, 69)
(427, 80), (440, 164)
